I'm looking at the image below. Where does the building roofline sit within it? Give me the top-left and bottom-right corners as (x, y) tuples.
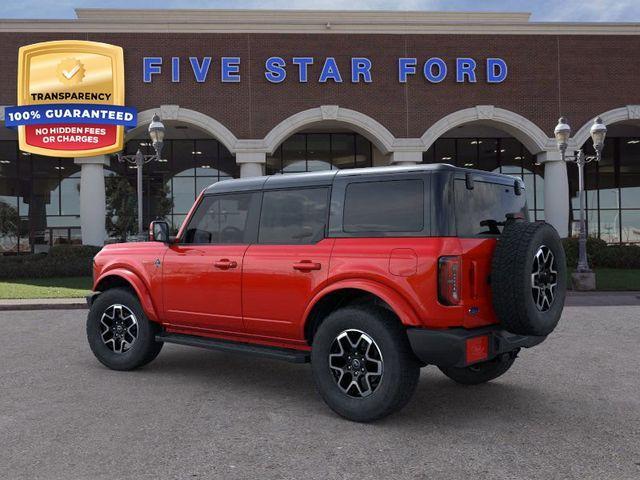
(73, 9), (533, 24)
(0, 9), (638, 35)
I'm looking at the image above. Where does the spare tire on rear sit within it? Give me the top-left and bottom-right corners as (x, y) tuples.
(491, 220), (567, 336)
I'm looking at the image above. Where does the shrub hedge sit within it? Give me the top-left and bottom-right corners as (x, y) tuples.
(0, 245), (101, 279)
(562, 237), (640, 269)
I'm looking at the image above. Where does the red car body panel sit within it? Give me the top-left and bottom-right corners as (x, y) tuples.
(93, 242), (166, 321)
(93, 234), (500, 351)
(162, 243), (247, 333)
(241, 238), (335, 341)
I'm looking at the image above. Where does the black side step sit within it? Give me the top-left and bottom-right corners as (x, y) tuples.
(156, 333), (310, 363)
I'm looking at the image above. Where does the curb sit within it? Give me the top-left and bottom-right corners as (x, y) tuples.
(0, 299), (87, 312)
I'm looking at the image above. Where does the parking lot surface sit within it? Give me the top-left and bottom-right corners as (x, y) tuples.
(1, 305), (639, 480)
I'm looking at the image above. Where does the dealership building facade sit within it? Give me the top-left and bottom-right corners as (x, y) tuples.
(0, 8), (639, 251)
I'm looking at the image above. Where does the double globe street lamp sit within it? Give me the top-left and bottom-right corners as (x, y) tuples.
(117, 114), (166, 238)
(554, 116), (607, 287)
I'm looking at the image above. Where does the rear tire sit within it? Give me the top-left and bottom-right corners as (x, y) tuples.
(439, 354), (516, 385)
(87, 288), (163, 371)
(311, 305), (420, 422)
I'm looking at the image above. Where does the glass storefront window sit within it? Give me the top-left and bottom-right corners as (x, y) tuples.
(307, 134), (332, 172)
(332, 134), (356, 169)
(266, 133), (373, 174)
(435, 138), (456, 164)
(282, 134), (306, 173)
(477, 138), (499, 171)
(621, 210), (640, 243)
(456, 138), (477, 168)
(569, 136), (640, 244)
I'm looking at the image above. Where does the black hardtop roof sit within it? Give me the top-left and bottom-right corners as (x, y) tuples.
(203, 163), (522, 195)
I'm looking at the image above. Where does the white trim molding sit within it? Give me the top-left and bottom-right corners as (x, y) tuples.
(128, 106), (239, 154)
(263, 106), (397, 155)
(572, 105), (640, 148)
(421, 106), (554, 154)
(1, 9), (639, 35)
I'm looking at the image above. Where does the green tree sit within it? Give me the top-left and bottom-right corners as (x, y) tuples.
(0, 201), (20, 253)
(0, 201), (19, 238)
(105, 176), (137, 242)
(151, 180), (173, 224)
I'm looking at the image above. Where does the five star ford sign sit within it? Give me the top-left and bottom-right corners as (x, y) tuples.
(4, 40), (137, 157)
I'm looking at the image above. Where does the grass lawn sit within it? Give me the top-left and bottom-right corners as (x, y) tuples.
(582, 268), (640, 291)
(0, 276), (92, 299)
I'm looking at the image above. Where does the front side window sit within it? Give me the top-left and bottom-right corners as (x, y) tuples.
(343, 180), (424, 233)
(183, 192), (258, 244)
(259, 188), (329, 244)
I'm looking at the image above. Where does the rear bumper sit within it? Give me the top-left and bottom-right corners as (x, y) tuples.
(406, 325), (546, 368)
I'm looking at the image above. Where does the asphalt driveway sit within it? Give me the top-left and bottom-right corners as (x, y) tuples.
(0, 305), (638, 480)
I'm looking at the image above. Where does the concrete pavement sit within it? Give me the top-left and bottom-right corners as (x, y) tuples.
(0, 306), (639, 479)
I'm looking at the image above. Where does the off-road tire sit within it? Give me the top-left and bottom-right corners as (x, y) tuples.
(439, 354), (516, 385)
(87, 287), (163, 371)
(311, 305), (420, 422)
(491, 221), (567, 336)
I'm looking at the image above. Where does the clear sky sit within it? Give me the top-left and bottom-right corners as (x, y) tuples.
(0, 0), (638, 22)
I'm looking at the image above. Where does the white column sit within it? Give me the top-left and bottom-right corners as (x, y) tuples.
(74, 155), (109, 246)
(537, 151), (569, 238)
(390, 151), (422, 165)
(236, 152), (266, 178)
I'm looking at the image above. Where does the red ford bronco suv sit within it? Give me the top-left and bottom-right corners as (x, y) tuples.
(87, 164), (566, 422)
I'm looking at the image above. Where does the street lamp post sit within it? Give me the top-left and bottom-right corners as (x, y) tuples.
(554, 116), (607, 277)
(117, 114), (166, 239)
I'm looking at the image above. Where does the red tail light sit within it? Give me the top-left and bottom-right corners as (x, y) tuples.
(438, 256), (461, 305)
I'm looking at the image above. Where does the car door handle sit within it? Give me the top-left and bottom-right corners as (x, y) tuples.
(293, 260), (321, 272)
(214, 259), (238, 269)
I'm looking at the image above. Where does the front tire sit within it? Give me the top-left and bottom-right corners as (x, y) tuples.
(311, 305), (420, 422)
(87, 288), (163, 371)
(438, 354), (516, 385)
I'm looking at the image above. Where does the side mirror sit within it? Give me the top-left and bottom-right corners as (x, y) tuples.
(149, 220), (170, 243)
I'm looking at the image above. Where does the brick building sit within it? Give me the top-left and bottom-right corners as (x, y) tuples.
(0, 9), (639, 250)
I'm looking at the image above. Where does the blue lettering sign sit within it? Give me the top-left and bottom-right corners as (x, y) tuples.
(487, 58), (508, 83)
(189, 57), (211, 83)
(143, 57), (162, 83)
(221, 57), (241, 83)
(456, 58), (477, 83)
(351, 58), (372, 83)
(141, 55), (508, 85)
(398, 58), (417, 83)
(424, 58), (447, 83)
(319, 57), (342, 83)
(171, 57), (180, 83)
(265, 56), (287, 83)
(292, 57), (314, 82)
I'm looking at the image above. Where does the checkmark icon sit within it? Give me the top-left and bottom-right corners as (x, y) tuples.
(62, 64), (80, 79)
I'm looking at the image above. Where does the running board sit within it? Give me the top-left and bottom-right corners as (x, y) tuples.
(156, 333), (310, 363)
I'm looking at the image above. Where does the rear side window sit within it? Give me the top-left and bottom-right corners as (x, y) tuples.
(259, 188), (329, 244)
(343, 179), (424, 233)
(183, 192), (259, 244)
(455, 179), (528, 236)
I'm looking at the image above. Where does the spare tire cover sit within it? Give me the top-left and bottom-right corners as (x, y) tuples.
(491, 221), (567, 336)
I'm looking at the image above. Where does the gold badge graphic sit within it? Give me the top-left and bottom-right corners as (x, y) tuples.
(56, 58), (85, 86)
(15, 40), (126, 157)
